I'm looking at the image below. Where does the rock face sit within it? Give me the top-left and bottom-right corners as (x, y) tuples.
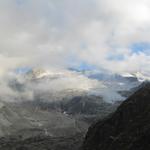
(83, 82), (150, 150)
(0, 133), (83, 150)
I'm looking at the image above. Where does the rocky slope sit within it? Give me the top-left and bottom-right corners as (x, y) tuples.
(0, 94), (119, 139)
(0, 133), (84, 150)
(83, 82), (150, 150)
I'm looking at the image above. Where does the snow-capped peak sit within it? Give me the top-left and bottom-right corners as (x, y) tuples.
(121, 72), (150, 82)
(26, 68), (65, 79)
(133, 72), (150, 82)
(23, 68), (101, 92)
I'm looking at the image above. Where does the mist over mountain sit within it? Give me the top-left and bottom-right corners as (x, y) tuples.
(0, 67), (146, 149)
(0, 0), (150, 149)
(0, 67), (143, 149)
(2, 68), (141, 103)
(0, 68), (149, 150)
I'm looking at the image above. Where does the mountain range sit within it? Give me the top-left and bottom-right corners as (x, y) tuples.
(0, 68), (149, 150)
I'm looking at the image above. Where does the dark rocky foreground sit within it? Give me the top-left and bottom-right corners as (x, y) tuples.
(0, 133), (84, 150)
(82, 82), (150, 150)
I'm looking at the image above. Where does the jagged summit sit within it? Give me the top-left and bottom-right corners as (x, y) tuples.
(83, 82), (150, 150)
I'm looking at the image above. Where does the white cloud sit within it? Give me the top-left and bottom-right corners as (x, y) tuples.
(0, 0), (150, 75)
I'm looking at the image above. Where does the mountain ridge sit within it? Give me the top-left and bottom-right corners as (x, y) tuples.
(82, 82), (150, 150)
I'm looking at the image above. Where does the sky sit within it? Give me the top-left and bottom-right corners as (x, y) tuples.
(0, 0), (150, 75)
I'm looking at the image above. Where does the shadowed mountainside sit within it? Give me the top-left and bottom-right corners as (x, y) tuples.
(83, 82), (150, 150)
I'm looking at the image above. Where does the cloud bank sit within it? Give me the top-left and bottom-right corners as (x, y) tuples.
(0, 0), (150, 75)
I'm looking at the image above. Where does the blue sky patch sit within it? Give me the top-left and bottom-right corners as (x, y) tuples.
(131, 42), (150, 54)
(15, 67), (31, 74)
(69, 62), (97, 71)
(107, 54), (124, 61)
(77, 62), (97, 71)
